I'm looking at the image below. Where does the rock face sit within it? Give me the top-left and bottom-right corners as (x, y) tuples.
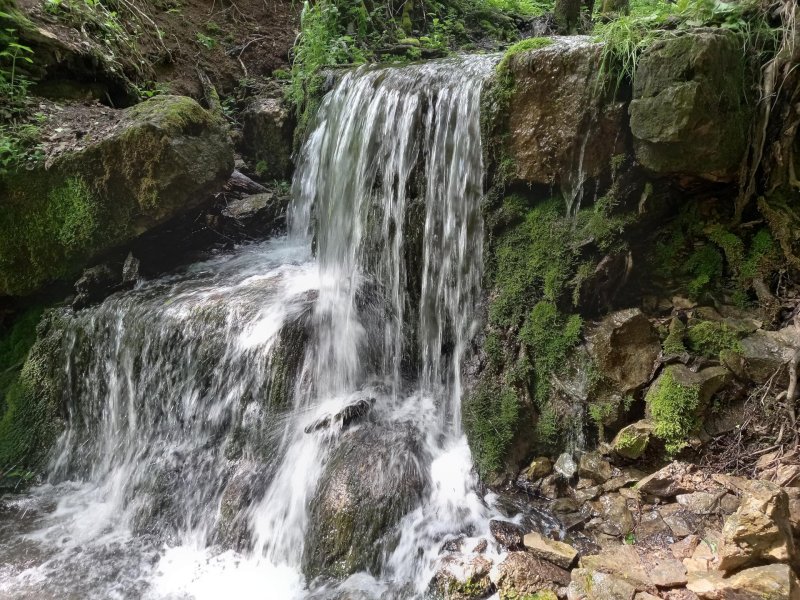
(687, 563), (800, 599)
(491, 551), (570, 598)
(302, 424), (426, 580)
(240, 94), (294, 180)
(587, 309), (661, 394)
(0, 95), (233, 297)
(503, 38), (625, 187)
(717, 479), (796, 573)
(629, 30), (751, 180)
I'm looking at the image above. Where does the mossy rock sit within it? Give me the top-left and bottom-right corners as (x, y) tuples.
(0, 309), (70, 473)
(610, 420), (653, 460)
(629, 30), (752, 180)
(302, 424), (426, 580)
(0, 95), (233, 296)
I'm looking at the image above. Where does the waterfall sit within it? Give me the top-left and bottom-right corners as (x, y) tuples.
(0, 55), (502, 600)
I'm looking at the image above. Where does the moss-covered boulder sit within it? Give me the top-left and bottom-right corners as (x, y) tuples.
(302, 424), (426, 580)
(0, 95), (233, 296)
(0, 309), (70, 475)
(499, 38), (626, 187)
(629, 30), (752, 181)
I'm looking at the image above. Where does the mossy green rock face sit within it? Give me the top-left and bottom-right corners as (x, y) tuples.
(302, 425), (426, 580)
(240, 95), (294, 180)
(0, 95), (233, 296)
(629, 31), (751, 181)
(0, 310), (69, 474)
(611, 420), (653, 460)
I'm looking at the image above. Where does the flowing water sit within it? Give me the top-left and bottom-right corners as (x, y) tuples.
(0, 55), (558, 599)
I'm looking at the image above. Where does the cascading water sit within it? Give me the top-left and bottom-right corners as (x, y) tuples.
(0, 55), (557, 599)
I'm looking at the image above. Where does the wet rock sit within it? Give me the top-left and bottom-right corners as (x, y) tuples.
(573, 484), (602, 504)
(240, 94), (294, 180)
(717, 479), (796, 573)
(611, 421), (653, 460)
(555, 452), (578, 479)
(567, 568), (637, 600)
(302, 424), (426, 580)
(523, 531), (578, 569)
(527, 456), (554, 479)
(630, 30), (751, 181)
(221, 191), (289, 236)
(121, 252), (140, 287)
(224, 169), (268, 196)
(537, 473), (567, 500)
(73, 264), (119, 309)
(215, 461), (268, 550)
(489, 519), (525, 550)
(501, 39), (626, 187)
(0, 95), (233, 296)
(431, 554), (494, 600)
(587, 308), (661, 394)
(578, 451), (613, 484)
(304, 398), (374, 434)
(687, 563), (800, 599)
(551, 498), (580, 514)
(491, 551), (569, 598)
(588, 494), (633, 537)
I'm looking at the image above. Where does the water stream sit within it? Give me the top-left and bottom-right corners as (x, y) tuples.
(0, 55), (557, 599)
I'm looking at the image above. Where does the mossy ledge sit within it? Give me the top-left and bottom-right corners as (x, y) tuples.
(0, 95), (233, 297)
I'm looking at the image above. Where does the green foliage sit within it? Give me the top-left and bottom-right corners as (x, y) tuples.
(196, 32), (217, 50)
(662, 317), (686, 356)
(47, 177), (99, 250)
(496, 36), (553, 73)
(533, 402), (559, 451)
(685, 245), (724, 299)
(686, 321), (743, 360)
(0, 306), (43, 412)
(646, 367), (700, 455)
(464, 378), (519, 477)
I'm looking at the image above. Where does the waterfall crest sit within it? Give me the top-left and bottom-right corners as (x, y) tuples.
(0, 55), (500, 600)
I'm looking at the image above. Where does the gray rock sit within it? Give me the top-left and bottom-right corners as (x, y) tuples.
(240, 94), (294, 180)
(555, 452), (578, 479)
(489, 519), (525, 550)
(579, 451), (613, 483)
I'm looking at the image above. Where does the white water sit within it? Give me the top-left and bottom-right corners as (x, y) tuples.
(0, 56), (546, 599)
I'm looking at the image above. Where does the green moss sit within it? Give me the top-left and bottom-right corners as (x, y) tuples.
(662, 317), (686, 355)
(463, 379), (519, 477)
(614, 428), (647, 457)
(125, 95), (215, 131)
(0, 306), (43, 412)
(588, 398), (617, 440)
(686, 321), (743, 360)
(496, 37), (553, 73)
(646, 367), (700, 455)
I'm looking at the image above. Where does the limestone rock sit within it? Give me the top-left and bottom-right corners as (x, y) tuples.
(567, 568), (637, 600)
(648, 557), (687, 588)
(240, 94), (294, 180)
(0, 95), (233, 296)
(612, 421), (653, 460)
(687, 563), (800, 600)
(717, 479), (796, 573)
(676, 491), (726, 515)
(629, 30), (751, 180)
(637, 462), (696, 498)
(587, 308), (661, 394)
(579, 545), (652, 591)
(523, 531), (578, 569)
(431, 554), (494, 600)
(491, 551), (569, 598)
(555, 452), (578, 479)
(501, 38), (626, 187)
(527, 456), (554, 479)
(739, 327), (798, 387)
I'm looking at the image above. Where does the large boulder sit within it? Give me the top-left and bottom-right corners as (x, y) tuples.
(738, 327), (798, 386)
(587, 309), (661, 394)
(0, 95), (233, 296)
(302, 424), (426, 580)
(500, 37), (626, 187)
(629, 30), (751, 180)
(687, 563), (800, 599)
(490, 551), (570, 598)
(240, 94), (294, 180)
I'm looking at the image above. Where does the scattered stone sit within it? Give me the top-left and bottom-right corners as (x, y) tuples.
(739, 327), (799, 386)
(567, 568), (637, 600)
(580, 545), (652, 591)
(612, 421), (653, 460)
(221, 191), (288, 235)
(676, 491), (725, 515)
(491, 551), (569, 599)
(431, 554), (494, 600)
(527, 456), (554, 480)
(489, 519), (525, 550)
(687, 563), (800, 599)
(224, 169), (268, 195)
(472, 539), (488, 554)
(573, 485), (602, 504)
(649, 557), (688, 588)
(523, 531), (578, 569)
(304, 398), (374, 433)
(683, 534), (722, 574)
(555, 453), (578, 479)
(579, 451), (613, 483)
(717, 479), (796, 573)
(593, 494), (634, 537)
(551, 498), (579, 514)
(660, 504), (696, 537)
(637, 462), (696, 498)
(671, 535), (701, 560)
(587, 308), (661, 394)
(538, 474), (566, 500)
(637, 509), (670, 539)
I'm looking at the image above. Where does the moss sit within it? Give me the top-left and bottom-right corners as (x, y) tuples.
(614, 428), (647, 457)
(496, 37), (554, 74)
(588, 398), (617, 440)
(463, 378), (519, 477)
(0, 306), (44, 413)
(125, 95), (216, 131)
(662, 317), (686, 356)
(646, 367), (700, 455)
(686, 321), (743, 360)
